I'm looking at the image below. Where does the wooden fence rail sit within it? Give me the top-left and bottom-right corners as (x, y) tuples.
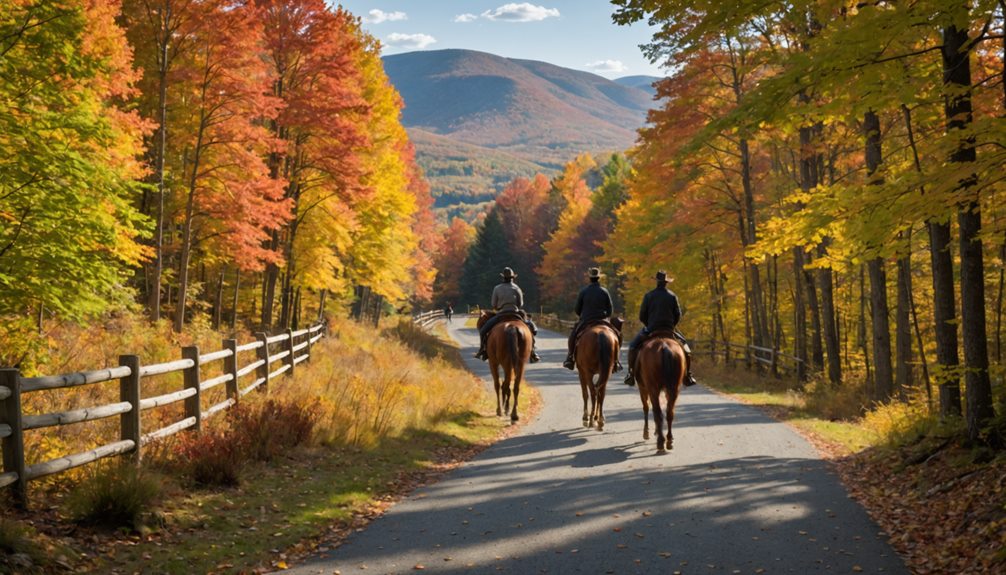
(412, 309), (445, 328)
(0, 321), (326, 508)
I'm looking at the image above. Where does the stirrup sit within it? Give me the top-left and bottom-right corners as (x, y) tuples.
(613, 361), (623, 373)
(623, 372), (635, 386)
(563, 355), (575, 370)
(529, 352), (540, 363)
(685, 374), (697, 387)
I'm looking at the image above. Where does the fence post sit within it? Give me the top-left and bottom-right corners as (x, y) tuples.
(1, 369), (27, 509)
(223, 339), (239, 404)
(182, 346), (201, 433)
(305, 325), (313, 362)
(118, 355), (142, 464)
(285, 328), (295, 378)
(256, 332), (270, 394)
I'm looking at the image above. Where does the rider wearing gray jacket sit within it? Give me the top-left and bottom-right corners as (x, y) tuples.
(475, 267), (541, 363)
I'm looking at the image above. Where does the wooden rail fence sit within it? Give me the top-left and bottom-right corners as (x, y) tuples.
(412, 309), (445, 328)
(0, 322), (326, 508)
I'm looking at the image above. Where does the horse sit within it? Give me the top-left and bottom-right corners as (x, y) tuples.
(633, 332), (687, 453)
(477, 311), (532, 422)
(574, 323), (620, 431)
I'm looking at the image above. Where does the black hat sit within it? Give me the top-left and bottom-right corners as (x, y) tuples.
(655, 270), (673, 283)
(500, 267), (517, 280)
(587, 267), (602, 279)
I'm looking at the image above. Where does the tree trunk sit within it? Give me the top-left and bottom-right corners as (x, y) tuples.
(230, 268), (240, 331)
(943, 16), (994, 439)
(213, 269), (224, 330)
(805, 262), (824, 373)
(793, 247), (808, 382)
(864, 110), (893, 401)
(148, 3), (172, 323)
(895, 230), (914, 400)
(859, 266), (872, 383)
(818, 240), (841, 384)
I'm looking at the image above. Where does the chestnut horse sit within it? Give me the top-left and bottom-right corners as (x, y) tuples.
(478, 311), (532, 422)
(633, 332), (687, 453)
(575, 324), (620, 431)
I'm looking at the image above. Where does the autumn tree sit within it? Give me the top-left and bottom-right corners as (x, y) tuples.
(170, 0), (290, 332)
(0, 0), (148, 320)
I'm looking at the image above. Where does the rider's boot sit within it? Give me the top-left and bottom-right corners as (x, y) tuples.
(684, 350), (697, 386)
(613, 359), (623, 373)
(474, 333), (488, 361)
(530, 340), (541, 363)
(563, 353), (575, 370)
(623, 348), (637, 386)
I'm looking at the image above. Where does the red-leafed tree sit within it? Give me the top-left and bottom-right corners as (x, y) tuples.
(171, 0), (291, 332)
(255, 0), (368, 327)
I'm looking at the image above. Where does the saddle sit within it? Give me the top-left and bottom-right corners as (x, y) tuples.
(642, 329), (690, 353)
(573, 317), (623, 349)
(476, 310), (524, 330)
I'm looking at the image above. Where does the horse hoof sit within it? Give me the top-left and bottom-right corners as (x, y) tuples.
(656, 448), (668, 455)
(511, 415), (520, 422)
(643, 432), (650, 440)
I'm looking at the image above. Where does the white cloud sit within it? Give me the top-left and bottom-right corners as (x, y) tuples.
(584, 59), (628, 74)
(454, 13), (478, 23)
(385, 32), (437, 50)
(364, 9), (407, 24)
(481, 3), (560, 22)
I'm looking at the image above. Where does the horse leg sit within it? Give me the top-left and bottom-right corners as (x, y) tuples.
(595, 372), (608, 432)
(578, 369), (590, 427)
(638, 383), (650, 441)
(666, 388), (679, 451)
(510, 362), (523, 422)
(489, 359), (502, 417)
(652, 389), (667, 453)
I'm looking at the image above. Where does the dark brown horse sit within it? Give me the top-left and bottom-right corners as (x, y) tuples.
(478, 311), (532, 422)
(575, 324), (620, 431)
(633, 332), (687, 453)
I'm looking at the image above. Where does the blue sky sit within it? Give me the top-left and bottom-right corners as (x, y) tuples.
(334, 1), (666, 79)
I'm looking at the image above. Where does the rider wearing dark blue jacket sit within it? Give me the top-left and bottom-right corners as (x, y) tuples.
(624, 270), (697, 387)
(563, 267), (620, 371)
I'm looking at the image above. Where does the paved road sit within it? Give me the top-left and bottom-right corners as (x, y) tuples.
(286, 321), (907, 574)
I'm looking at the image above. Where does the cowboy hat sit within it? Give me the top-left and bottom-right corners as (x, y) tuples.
(654, 270), (674, 283)
(500, 267), (517, 279)
(587, 267), (603, 279)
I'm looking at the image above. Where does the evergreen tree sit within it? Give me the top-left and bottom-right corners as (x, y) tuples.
(460, 210), (515, 309)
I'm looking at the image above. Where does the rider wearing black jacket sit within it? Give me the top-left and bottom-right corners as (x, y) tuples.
(563, 267), (619, 371)
(624, 270), (697, 387)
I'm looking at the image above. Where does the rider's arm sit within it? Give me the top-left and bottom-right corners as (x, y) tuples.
(514, 285), (524, 310)
(574, 288), (584, 317)
(638, 292), (649, 325)
(603, 288), (613, 318)
(491, 285), (501, 311)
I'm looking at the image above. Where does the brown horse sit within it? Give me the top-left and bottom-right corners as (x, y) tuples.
(575, 324), (620, 431)
(478, 311), (532, 422)
(634, 332), (687, 453)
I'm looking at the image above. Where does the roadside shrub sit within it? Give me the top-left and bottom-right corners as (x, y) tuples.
(861, 392), (941, 445)
(386, 319), (443, 360)
(172, 426), (244, 486)
(230, 399), (318, 462)
(804, 379), (870, 421)
(64, 461), (161, 530)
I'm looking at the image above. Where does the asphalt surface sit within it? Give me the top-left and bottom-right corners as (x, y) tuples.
(285, 321), (908, 574)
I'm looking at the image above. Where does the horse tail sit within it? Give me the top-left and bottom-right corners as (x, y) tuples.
(597, 330), (611, 375)
(660, 344), (676, 394)
(507, 325), (520, 369)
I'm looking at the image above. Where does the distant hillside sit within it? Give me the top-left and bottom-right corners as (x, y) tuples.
(615, 75), (662, 97)
(382, 49), (656, 215)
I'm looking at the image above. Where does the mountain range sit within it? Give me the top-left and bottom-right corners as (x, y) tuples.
(381, 49), (661, 218)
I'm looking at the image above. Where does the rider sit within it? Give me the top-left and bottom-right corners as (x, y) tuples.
(474, 267), (541, 363)
(444, 302), (453, 322)
(623, 270), (697, 387)
(563, 267), (620, 372)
